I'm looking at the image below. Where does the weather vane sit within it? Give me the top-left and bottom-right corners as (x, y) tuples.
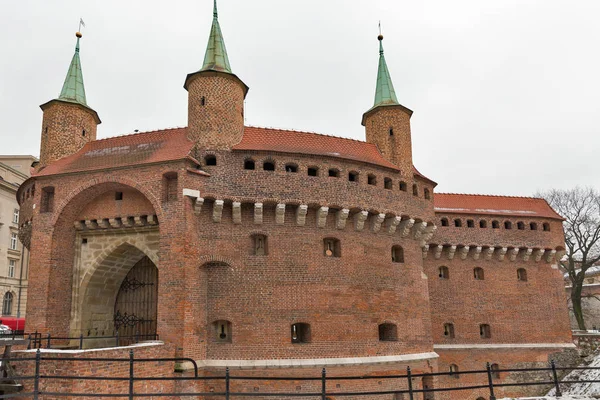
(78, 17), (86, 33)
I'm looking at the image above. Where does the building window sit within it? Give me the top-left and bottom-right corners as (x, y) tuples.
(285, 164), (298, 173)
(212, 320), (232, 343)
(467, 219), (474, 228)
(252, 234), (268, 256)
(323, 238), (341, 258)
(492, 220), (500, 229)
(517, 268), (528, 282)
(424, 188), (431, 200)
(439, 266), (449, 279)
(12, 209), (19, 224)
(115, 192), (123, 201)
(412, 184), (418, 196)
(530, 222), (538, 230)
(441, 218), (449, 227)
(399, 181), (407, 192)
(454, 219), (462, 228)
(449, 364), (460, 379)
(348, 171), (359, 182)
(9, 234), (18, 251)
(391, 246), (404, 263)
(443, 323), (455, 338)
(328, 168), (340, 178)
(389, 127), (394, 136)
(480, 324), (491, 339)
(263, 161), (275, 171)
(162, 172), (178, 202)
(291, 323), (311, 343)
(244, 159), (255, 170)
(504, 221), (512, 229)
(384, 178), (393, 190)
(490, 363), (500, 379)
(378, 323), (398, 341)
(474, 267), (484, 280)
(200, 96), (206, 106)
(205, 155), (217, 166)
(543, 223), (551, 232)
(517, 221), (525, 230)
(308, 167), (319, 177)
(480, 220), (487, 228)
(7, 260), (15, 278)
(367, 174), (377, 186)
(2, 293), (12, 316)
(41, 187), (55, 213)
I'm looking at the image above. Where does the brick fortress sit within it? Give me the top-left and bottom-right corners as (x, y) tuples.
(16, 2), (574, 399)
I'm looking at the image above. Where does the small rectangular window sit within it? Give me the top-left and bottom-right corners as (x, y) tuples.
(9, 233), (18, 251)
(41, 187), (55, 213)
(7, 260), (15, 278)
(12, 209), (19, 224)
(115, 192), (123, 201)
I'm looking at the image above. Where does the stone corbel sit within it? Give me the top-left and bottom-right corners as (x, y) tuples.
(317, 207), (329, 228)
(96, 218), (109, 228)
(522, 248), (533, 262)
(354, 211), (369, 231)
(232, 202), (242, 225)
(508, 248), (520, 262)
(459, 246), (470, 260)
(109, 218), (122, 228)
(213, 200), (224, 223)
(371, 213), (386, 233)
(336, 209), (350, 230)
(545, 249), (557, 263)
(422, 245), (430, 259)
(473, 246), (482, 260)
(400, 219), (415, 237)
(497, 247), (508, 261)
(413, 222), (428, 240)
(296, 205), (308, 226)
(447, 245), (457, 260)
(74, 221), (86, 230)
(254, 203), (263, 225)
(534, 248), (544, 262)
(386, 216), (401, 234)
(122, 217), (135, 228)
(421, 225), (437, 242)
(134, 216), (145, 227)
(84, 220), (98, 230)
(434, 244), (444, 260)
(276, 204), (286, 225)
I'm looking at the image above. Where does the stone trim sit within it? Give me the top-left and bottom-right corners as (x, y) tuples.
(16, 341), (164, 354)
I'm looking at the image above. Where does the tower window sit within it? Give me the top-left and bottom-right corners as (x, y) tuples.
(328, 168), (340, 178)
(389, 127), (394, 136)
(439, 266), (449, 279)
(443, 323), (455, 338)
(41, 186), (55, 213)
(517, 268), (528, 282)
(263, 161), (275, 171)
(491, 363), (500, 379)
(212, 320), (232, 343)
(399, 181), (407, 192)
(412, 184), (418, 196)
(492, 220), (500, 229)
(378, 323), (398, 341)
(467, 219), (474, 228)
(291, 323), (311, 343)
(252, 234), (268, 256)
(449, 364), (460, 379)
(115, 192), (123, 201)
(82, 129), (86, 137)
(480, 220), (487, 228)
(517, 221), (525, 230)
(308, 167), (319, 176)
(441, 218), (449, 227)
(473, 267), (484, 280)
(530, 222), (538, 230)
(368, 174), (377, 186)
(348, 171), (359, 182)
(504, 221), (512, 229)
(244, 159), (256, 170)
(205, 155), (217, 166)
(454, 219), (462, 227)
(323, 238), (341, 258)
(424, 188), (431, 200)
(201, 96), (206, 106)
(285, 164), (298, 173)
(384, 178), (393, 190)
(480, 324), (491, 339)
(163, 172), (178, 202)
(391, 246), (404, 263)
(44, 127), (48, 135)
(543, 223), (551, 232)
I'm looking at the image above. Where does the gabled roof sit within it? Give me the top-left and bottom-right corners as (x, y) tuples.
(434, 193), (563, 220)
(34, 128), (193, 177)
(234, 126), (401, 170)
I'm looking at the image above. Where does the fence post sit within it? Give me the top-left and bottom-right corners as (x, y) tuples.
(33, 349), (40, 400)
(486, 362), (496, 400)
(407, 366), (414, 400)
(79, 334), (84, 350)
(116, 331), (120, 347)
(46, 333), (51, 349)
(321, 368), (327, 400)
(225, 367), (230, 400)
(551, 360), (562, 397)
(129, 350), (134, 400)
(27, 333), (31, 350)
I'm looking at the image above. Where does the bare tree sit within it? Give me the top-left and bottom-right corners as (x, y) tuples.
(538, 187), (600, 330)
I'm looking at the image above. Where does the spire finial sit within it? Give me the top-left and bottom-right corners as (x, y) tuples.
(213, 0), (218, 18)
(58, 27), (88, 106)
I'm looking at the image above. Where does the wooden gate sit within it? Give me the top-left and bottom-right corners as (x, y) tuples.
(113, 256), (158, 345)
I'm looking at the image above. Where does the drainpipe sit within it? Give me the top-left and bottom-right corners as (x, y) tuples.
(16, 246), (27, 332)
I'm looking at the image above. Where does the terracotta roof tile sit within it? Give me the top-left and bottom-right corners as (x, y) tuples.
(234, 126), (400, 170)
(35, 128), (192, 177)
(434, 193), (563, 220)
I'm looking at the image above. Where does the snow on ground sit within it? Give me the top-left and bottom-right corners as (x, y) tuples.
(500, 397), (596, 399)
(546, 350), (600, 397)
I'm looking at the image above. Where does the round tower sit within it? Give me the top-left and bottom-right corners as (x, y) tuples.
(39, 32), (101, 168)
(362, 35), (413, 174)
(184, 0), (249, 150)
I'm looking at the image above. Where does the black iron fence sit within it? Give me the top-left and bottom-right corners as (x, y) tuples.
(0, 351), (595, 399)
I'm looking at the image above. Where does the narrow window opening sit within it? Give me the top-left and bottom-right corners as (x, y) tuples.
(323, 238), (341, 258)
(454, 219), (462, 227)
(479, 220), (487, 228)
(480, 324), (491, 339)
(517, 221), (525, 230)
(474, 267), (484, 280)
(492, 220), (500, 229)
(491, 363), (500, 379)
(467, 219), (475, 228)
(543, 223), (551, 232)
(378, 323), (398, 341)
(201, 96), (206, 106)
(308, 167), (319, 176)
(449, 364), (460, 379)
(368, 174), (377, 186)
(115, 192), (123, 201)
(82, 129), (86, 137)
(530, 222), (538, 230)
(252, 234), (268, 256)
(291, 323), (311, 343)
(389, 127), (394, 136)
(285, 164), (298, 173)
(44, 127), (48, 135)
(504, 221), (512, 229)
(263, 161), (275, 171)
(212, 320), (232, 343)
(439, 266), (449, 279)
(348, 171), (358, 182)
(205, 155), (217, 166)
(328, 169), (340, 178)
(412, 184), (418, 196)
(424, 188), (431, 200)
(517, 268), (528, 282)
(441, 218), (449, 227)
(244, 159), (256, 170)
(399, 181), (407, 192)
(384, 178), (392, 190)
(391, 246), (404, 263)
(81, 238), (88, 245)
(443, 323), (455, 338)
(41, 187), (55, 213)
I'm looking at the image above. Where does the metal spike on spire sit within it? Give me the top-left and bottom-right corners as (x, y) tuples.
(373, 31), (399, 108)
(58, 31), (88, 106)
(201, 0), (232, 73)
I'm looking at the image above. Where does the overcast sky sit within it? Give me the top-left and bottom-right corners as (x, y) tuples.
(1, 0), (599, 195)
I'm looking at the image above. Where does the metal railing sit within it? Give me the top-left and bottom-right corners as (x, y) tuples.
(0, 353), (594, 399)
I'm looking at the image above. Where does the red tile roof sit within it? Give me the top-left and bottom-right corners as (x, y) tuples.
(434, 193), (563, 220)
(35, 128), (193, 177)
(234, 126), (400, 170)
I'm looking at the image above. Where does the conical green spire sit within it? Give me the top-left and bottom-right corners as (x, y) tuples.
(58, 34), (87, 106)
(373, 36), (399, 107)
(201, 0), (232, 73)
